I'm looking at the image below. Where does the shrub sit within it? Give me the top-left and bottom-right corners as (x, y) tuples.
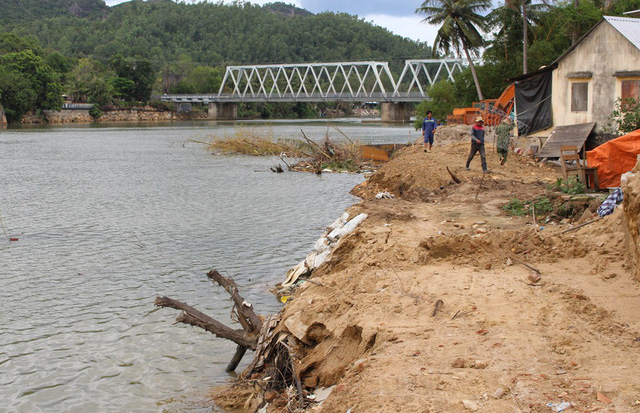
(549, 176), (585, 195)
(89, 104), (102, 119)
(148, 100), (175, 111)
(606, 97), (640, 135)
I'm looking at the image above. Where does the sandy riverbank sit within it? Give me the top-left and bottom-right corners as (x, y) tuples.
(212, 127), (640, 412)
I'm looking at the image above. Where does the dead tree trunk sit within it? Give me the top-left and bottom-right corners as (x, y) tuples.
(154, 269), (264, 372)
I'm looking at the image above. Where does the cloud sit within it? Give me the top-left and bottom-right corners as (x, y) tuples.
(298, 0), (421, 16)
(364, 14), (438, 46)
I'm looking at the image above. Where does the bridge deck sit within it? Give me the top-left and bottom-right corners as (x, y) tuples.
(162, 92), (427, 103)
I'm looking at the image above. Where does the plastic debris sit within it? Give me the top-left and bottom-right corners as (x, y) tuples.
(281, 212), (368, 288)
(328, 213), (368, 242)
(375, 191), (395, 199)
(547, 401), (571, 412)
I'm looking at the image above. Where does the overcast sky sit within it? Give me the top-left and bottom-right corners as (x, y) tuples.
(103, 0), (439, 45)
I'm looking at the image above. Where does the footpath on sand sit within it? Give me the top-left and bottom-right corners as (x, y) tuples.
(211, 137), (640, 412)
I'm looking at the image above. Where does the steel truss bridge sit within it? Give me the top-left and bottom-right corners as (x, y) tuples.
(161, 59), (471, 104)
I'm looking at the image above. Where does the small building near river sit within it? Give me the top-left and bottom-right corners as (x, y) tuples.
(551, 15), (640, 133)
(513, 15), (640, 139)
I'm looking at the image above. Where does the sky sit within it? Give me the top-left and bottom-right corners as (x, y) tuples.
(103, 0), (440, 46)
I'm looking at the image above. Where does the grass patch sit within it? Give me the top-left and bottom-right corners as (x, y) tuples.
(503, 196), (554, 216)
(207, 128), (307, 157)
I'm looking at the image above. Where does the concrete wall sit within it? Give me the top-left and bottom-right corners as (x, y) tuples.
(552, 21), (640, 132)
(208, 102), (238, 120)
(19, 107), (209, 124)
(42, 109), (93, 123)
(381, 102), (411, 123)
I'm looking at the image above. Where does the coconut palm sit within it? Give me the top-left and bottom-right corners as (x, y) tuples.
(488, 0), (550, 74)
(416, 0), (491, 100)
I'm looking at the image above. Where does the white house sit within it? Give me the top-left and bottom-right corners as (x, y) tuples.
(551, 16), (640, 132)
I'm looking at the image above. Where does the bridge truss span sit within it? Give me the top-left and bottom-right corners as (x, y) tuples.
(218, 61), (397, 102)
(161, 58), (475, 104)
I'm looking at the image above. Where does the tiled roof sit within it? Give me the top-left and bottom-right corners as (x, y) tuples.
(604, 15), (640, 50)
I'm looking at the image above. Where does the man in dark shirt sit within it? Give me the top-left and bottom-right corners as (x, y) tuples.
(422, 111), (437, 153)
(465, 116), (488, 172)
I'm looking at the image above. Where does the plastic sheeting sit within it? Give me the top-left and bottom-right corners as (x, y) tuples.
(514, 69), (553, 136)
(586, 129), (640, 189)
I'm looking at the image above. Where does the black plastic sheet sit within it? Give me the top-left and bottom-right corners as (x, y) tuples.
(515, 69), (553, 136)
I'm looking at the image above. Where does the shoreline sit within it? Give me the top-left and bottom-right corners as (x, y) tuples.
(210, 129), (640, 412)
(17, 107), (209, 125)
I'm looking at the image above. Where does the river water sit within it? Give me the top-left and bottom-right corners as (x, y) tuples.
(0, 119), (418, 412)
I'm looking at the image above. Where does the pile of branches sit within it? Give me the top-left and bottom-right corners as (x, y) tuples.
(206, 127), (365, 173)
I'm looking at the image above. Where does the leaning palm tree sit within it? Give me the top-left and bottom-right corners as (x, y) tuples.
(417, 0), (491, 101)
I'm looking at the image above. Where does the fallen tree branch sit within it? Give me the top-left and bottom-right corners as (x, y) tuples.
(227, 345), (249, 373)
(509, 256), (541, 275)
(432, 299), (444, 317)
(155, 296), (254, 348)
(556, 218), (600, 236)
(446, 167), (461, 184)
(207, 270), (263, 334)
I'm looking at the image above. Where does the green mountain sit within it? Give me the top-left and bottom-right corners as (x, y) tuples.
(0, 0), (108, 22)
(1, 0), (430, 71)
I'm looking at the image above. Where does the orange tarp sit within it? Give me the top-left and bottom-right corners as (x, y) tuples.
(586, 129), (640, 189)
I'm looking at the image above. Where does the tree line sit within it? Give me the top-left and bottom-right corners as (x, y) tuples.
(0, 0), (638, 123)
(415, 0), (639, 122)
(0, 0), (431, 122)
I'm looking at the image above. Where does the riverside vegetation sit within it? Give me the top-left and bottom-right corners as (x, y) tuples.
(2, 0), (640, 129)
(206, 128), (367, 173)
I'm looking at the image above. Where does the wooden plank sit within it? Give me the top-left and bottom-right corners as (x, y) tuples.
(537, 122), (596, 158)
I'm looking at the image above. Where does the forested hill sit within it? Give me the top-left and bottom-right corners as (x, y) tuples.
(1, 0), (430, 70)
(0, 0), (108, 22)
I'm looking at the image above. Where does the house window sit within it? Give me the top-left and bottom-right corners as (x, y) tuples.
(622, 80), (640, 107)
(571, 82), (588, 112)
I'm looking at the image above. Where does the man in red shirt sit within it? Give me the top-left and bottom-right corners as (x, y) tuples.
(465, 116), (488, 173)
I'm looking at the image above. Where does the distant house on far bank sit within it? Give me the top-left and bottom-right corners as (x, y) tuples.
(513, 15), (640, 140)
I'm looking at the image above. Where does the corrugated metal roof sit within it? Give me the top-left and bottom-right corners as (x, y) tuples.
(604, 15), (640, 50)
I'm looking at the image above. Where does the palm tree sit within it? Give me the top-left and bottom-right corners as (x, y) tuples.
(488, 0), (549, 75)
(417, 0), (491, 101)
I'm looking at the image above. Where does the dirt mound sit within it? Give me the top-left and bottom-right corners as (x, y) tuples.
(352, 139), (557, 201)
(212, 135), (640, 413)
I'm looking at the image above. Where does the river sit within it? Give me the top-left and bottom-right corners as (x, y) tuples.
(0, 119), (418, 412)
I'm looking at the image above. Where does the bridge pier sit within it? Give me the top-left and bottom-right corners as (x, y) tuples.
(381, 102), (411, 123)
(208, 102), (238, 120)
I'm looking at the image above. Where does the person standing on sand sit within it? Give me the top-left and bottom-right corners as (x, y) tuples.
(422, 111), (437, 153)
(465, 116), (488, 172)
(495, 117), (514, 165)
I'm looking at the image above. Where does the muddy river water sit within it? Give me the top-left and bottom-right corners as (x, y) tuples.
(0, 119), (418, 412)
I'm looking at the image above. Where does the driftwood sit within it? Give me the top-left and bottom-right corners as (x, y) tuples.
(154, 296), (254, 348)
(475, 171), (487, 200)
(509, 256), (541, 275)
(446, 167), (461, 184)
(432, 299), (444, 317)
(154, 269), (264, 372)
(155, 269), (306, 407)
(556, 218), (600, 235)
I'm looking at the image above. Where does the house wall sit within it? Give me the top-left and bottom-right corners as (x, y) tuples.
(552, 21), (640, 132)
